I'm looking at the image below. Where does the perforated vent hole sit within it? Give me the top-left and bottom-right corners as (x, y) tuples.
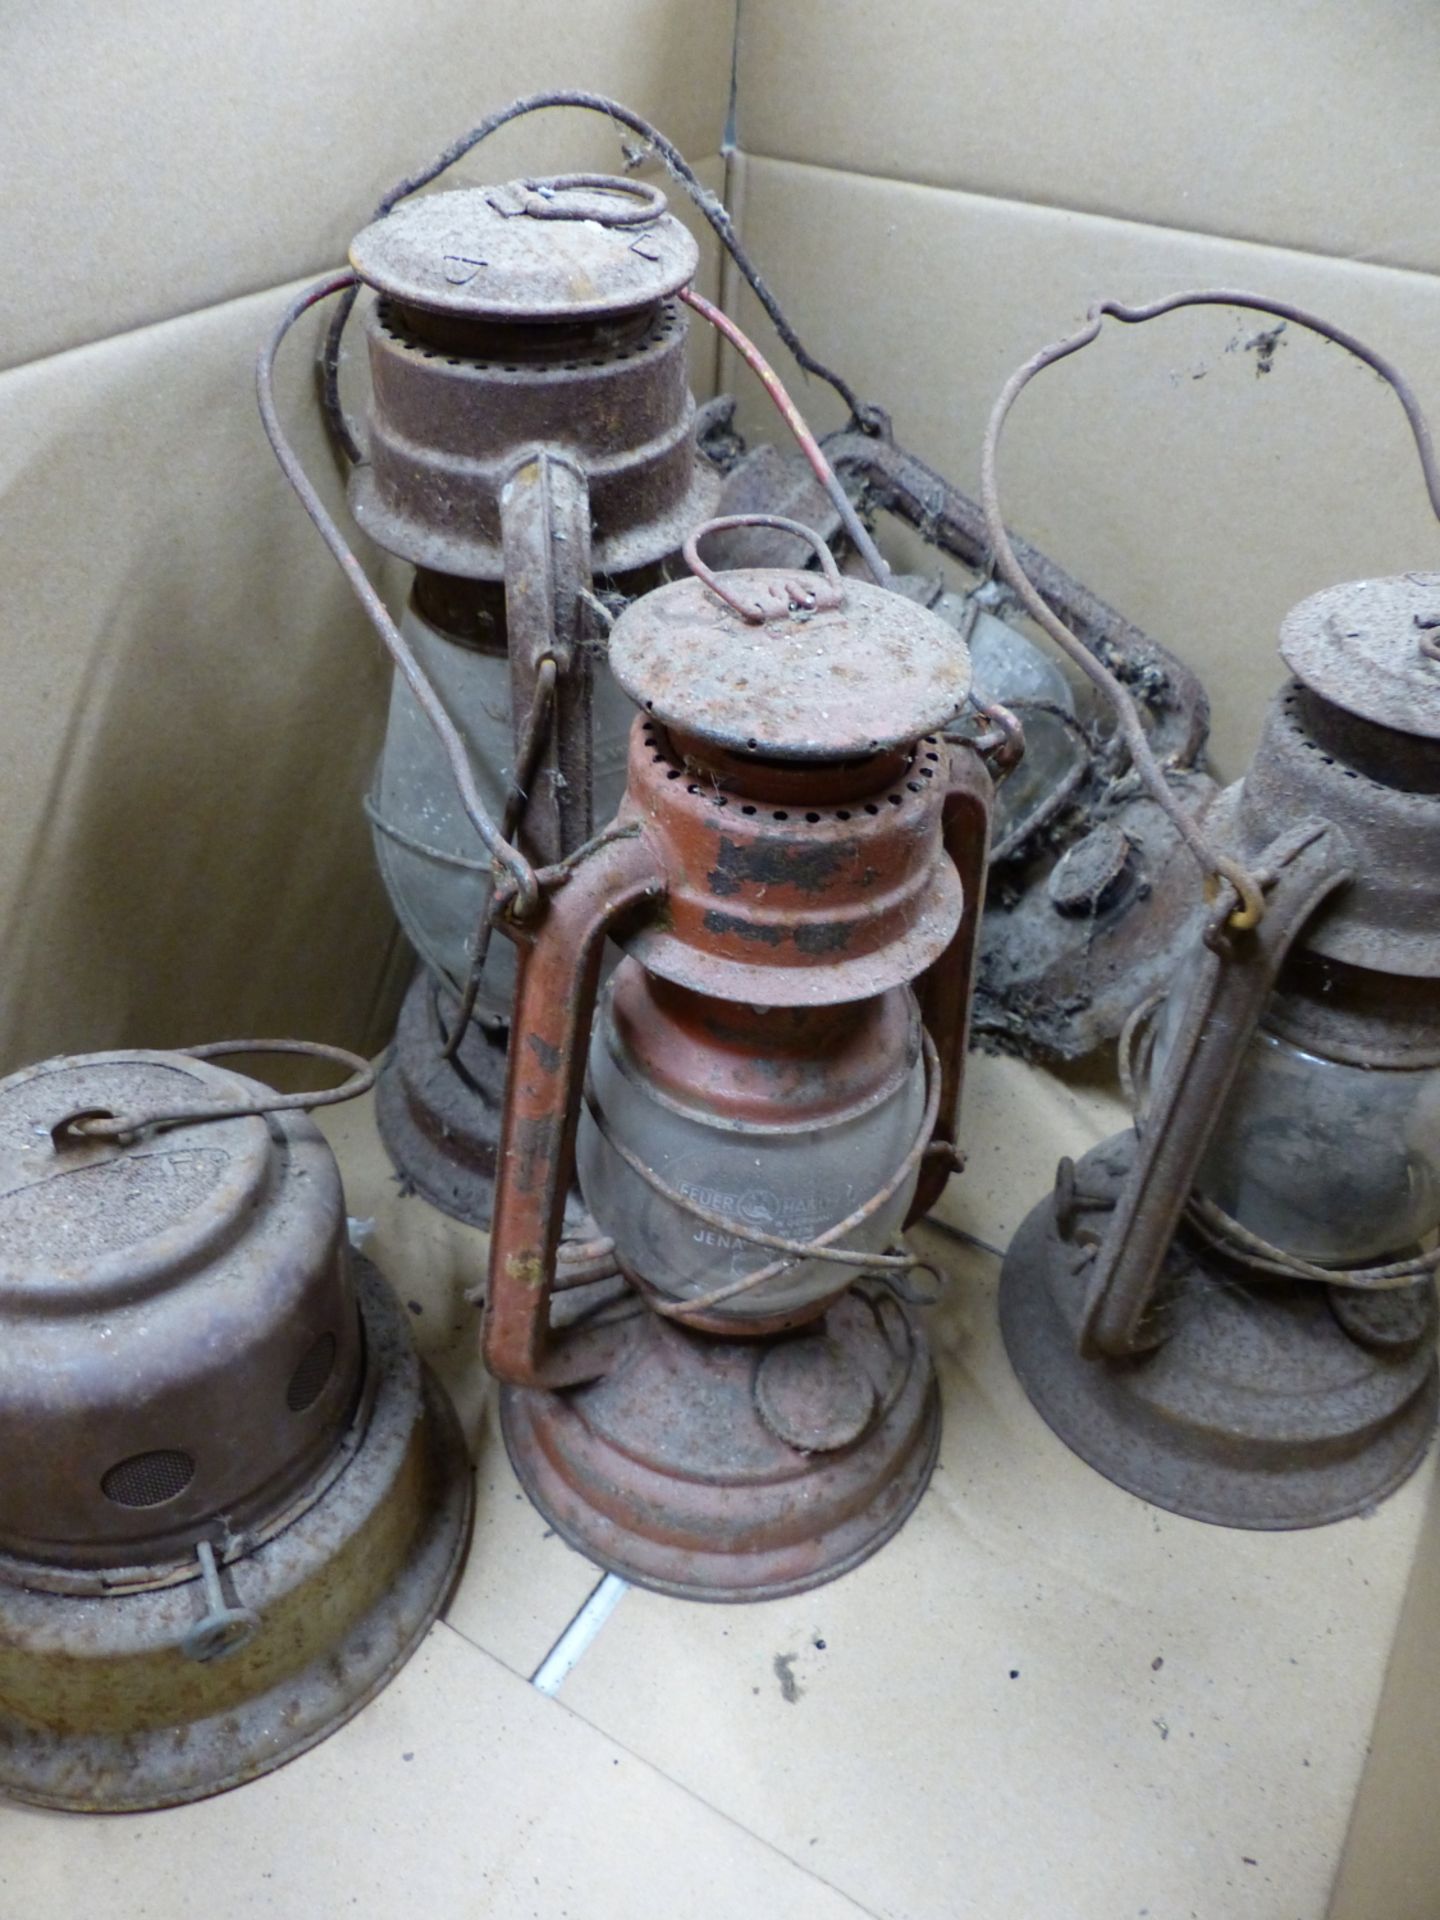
(102, 1448), (196, 1509)
(287, 1332), (338, 1413)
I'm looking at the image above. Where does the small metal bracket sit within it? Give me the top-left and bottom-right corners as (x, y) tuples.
(181, 1539), (260, 1664)
(501, 450), (596, 870)
(1079, 820), (1354, 1360)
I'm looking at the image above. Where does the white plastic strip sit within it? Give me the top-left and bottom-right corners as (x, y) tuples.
(530, 1573), (629, 1696)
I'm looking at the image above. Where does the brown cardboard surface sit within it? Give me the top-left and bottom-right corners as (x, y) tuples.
(2, 5), (737, 370)
(0, 280), (402, 1076)
(0, 1622), (870, 1919)
(553, 1216), (1433, 1920)
(316, 1092), (606, 1678)
(736, 0), (1440, 274)
(724, 157), (1440, 778)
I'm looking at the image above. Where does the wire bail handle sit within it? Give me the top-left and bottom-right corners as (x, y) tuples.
(50, 1040), (377, 1148)
(683, 515), (847, 625)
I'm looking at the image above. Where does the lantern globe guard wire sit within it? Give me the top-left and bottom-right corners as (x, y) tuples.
(980, 289), (1440, 931)
(256, 270), (539, 922)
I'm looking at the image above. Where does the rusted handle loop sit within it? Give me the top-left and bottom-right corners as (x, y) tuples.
(683, 514), (846, 625)
(518, 173), (667, 225)
(51, 1040), (377, 1147)
(982, 289), (1440, 933)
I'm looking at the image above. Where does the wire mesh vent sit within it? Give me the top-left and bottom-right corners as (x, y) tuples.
(286, 1332), (337, 1413)
(101, 1447), (196, 1509)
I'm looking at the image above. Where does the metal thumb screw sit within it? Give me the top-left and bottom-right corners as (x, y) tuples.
(182, 1540), (260, 1664)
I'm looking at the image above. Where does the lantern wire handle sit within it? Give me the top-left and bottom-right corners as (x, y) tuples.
(256, 271), (540, 922)
(318, 88), (877, 469)
(677, 290), (891, 585)
(51, 1039), (377, 1145)
(981, 290), (1440, 931)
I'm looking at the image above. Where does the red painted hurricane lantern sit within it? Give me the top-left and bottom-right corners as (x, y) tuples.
(481, 516), (994, 1598)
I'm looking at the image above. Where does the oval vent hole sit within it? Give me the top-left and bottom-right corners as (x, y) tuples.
(287, 1332), (338, 1413)
(102, 1448), (196, 1509)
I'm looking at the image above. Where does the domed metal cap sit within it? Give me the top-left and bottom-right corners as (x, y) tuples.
(349, 176), (699, 322)
(1280, 572), (1440, 741)
(0, 1053), (274, 1298)
(609, 516), (972, 759)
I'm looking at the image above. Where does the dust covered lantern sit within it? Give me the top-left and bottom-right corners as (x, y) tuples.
(264, 172), (717, 1228)
(0, 1045), (470, 1809)
(481, 516), (993, 1599)
(980, 292), (1440, 1528)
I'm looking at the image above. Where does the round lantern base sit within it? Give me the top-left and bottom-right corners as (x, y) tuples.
(0, 1262), (473, 1812)
(375, 969), (508, 1229)
(500, 1285), (940, 1602)
(999, 1133), (1439, 1530)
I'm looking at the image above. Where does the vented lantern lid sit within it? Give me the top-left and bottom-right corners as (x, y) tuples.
(349, 176), (699, 322)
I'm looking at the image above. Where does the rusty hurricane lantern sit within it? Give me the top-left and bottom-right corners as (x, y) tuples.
(0, 1044), (470, 1810)
(481, 516), (993, 1599)
(260, 107), (888, 1231)
(982, 292), (1440, 1528)
(290, 170), (718, 1228)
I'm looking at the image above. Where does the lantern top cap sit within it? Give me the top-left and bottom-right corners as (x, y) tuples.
(348, 176), (699, 322)
(1281, 573), (1440, 741)
(0, 1051), (271, 1296)
(610, 528), (972, 760)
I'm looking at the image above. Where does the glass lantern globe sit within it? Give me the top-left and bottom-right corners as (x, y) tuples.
(369, 595), (637, 1019)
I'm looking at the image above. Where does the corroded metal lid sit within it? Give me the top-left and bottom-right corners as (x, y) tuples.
(0, 1050), (361, 1572)
(349, 176), (699, 321)
(0, 1053), (272, 1297)
(1280, 573), (1440, 740)
(609, 560), (972, 760)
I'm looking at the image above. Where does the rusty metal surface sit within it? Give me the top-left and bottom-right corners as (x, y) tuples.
(502, 451), (595, 868)
(0, 1260), (473, 1810)
(482, 542), (989, 1589)
(483, 829), (666, 1391)
(0, 1051), (363, 1569)
(350, 291), (718, 580)
(375, 970), (507, 1228)
(1280, 571), (1440, 739)
(1222, 679), (1440, 978)
(483, 725), (983, 1359)
(620, 717), (964, 1008)
(910, 743), (992, 1221)
(500, 1284), (939, 1601)
(349, 179), (699, 324)
(999, 1135), (1438, 1529)
(608, 564), (970, 760)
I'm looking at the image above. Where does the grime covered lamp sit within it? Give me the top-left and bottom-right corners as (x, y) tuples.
(0, 1044), (470, 1809)
(481, 516), (995, 1599)
(980, 292), (1440, 1527)
(333, 172), (718, 1227)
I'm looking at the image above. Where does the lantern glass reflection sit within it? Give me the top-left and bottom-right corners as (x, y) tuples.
(576, 971), (928, 1320)
(371, 598), (636, 1007)
(1151, 983), (1440, 1266)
